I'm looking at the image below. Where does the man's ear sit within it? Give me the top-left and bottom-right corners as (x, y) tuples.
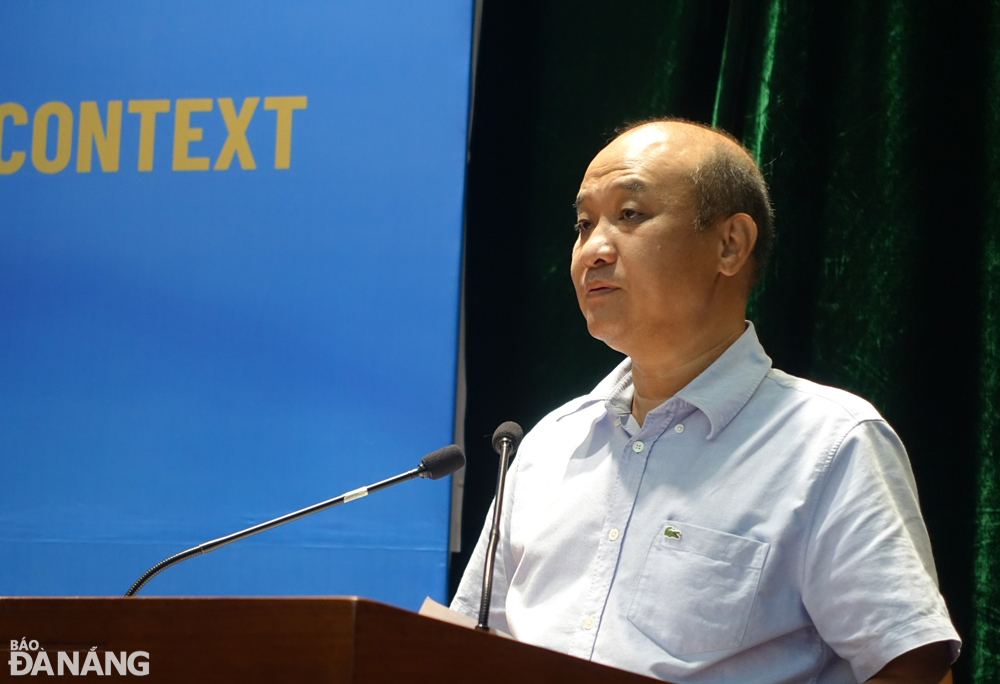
(718, 212), (758, 277)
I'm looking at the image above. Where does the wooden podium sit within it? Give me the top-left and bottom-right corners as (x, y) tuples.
(0, 597), (655, 682)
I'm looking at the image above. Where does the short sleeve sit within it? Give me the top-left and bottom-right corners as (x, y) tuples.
(801, 419), (960, 681)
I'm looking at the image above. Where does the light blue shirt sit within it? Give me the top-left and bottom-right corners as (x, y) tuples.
(452, 323), (959, 683)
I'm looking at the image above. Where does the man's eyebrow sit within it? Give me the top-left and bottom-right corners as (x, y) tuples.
(617, 179), (648, 194)
(573, 179), (649, 209)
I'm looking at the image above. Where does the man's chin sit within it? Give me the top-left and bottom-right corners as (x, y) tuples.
(586, 320), (628, 353)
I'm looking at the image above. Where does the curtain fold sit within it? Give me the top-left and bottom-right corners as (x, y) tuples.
(701, 2), (997, 680)
(975, 3), (1000, 681)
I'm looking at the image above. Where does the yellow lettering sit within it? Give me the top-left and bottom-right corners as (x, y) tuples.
(4, 95), (305, 175)
(263, 96), (307, 169)
(31, 102), (73, 174)
(77, 101), (122, 172)
(0, 102), (28, 175)
(215, 97), (258, 171)
(127, 100), (170, 171)
(172, 98), (213, 171)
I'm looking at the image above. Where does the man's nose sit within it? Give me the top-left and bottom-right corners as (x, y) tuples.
(578, 218), (617, 267)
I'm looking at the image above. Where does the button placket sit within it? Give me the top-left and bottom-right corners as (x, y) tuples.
(575, 429), (651, 654)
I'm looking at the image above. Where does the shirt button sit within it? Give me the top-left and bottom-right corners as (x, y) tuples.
(632, 441), (644, 453)
(608, 528), (620, 541)
(674, 424), (685, 433)
(583, 616), (596, 630)
(614, 419), (621, 427)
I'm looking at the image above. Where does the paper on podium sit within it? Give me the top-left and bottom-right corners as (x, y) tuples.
(419, 597), (514, 638)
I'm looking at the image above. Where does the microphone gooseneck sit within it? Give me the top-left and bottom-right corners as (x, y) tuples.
(124, 444), (466, 597)
(477, 420), (523, 631)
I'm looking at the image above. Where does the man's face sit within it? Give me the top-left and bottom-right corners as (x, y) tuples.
(570, 124), (723, 356)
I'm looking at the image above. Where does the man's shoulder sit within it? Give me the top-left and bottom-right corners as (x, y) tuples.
(535, 389), (608, 428)
(531, 358), (632, 428)
(758, 367), (885, 426)
(512, 387), (611, 461)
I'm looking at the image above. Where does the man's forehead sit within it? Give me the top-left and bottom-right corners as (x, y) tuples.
(618, 121), (705, 156)
(577, 125), (702, 205)
(574, 177), (652, 208)
(613, 123), (699, 158)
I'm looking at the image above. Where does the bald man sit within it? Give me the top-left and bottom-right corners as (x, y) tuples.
(451, 120), (959, 683)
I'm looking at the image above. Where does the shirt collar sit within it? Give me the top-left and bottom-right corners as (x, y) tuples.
(674, 322), (772, 438)
(595, 359), (633, 417)
(569, 322), (772, 439)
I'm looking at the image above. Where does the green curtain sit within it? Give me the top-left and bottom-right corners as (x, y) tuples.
(707, 2), (1000, 681)
(455, 1), (999, 681)
(978, 2), (1000, 681)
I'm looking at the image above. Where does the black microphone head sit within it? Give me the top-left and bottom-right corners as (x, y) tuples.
(420, 444), (466, 480)
(492, 421), (523, 454)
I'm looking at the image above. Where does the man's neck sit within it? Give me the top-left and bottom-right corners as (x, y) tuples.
(629, 322), (745, 427)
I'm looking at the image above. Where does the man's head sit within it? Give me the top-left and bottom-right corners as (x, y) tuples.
(570, 119), (772, 360)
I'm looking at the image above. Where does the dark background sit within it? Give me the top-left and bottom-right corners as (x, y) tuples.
(449, 2), (1000, 683)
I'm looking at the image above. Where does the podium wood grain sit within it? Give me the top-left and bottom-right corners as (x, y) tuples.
(0, 598), (656, 682)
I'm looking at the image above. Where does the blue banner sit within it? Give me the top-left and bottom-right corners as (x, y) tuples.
(0, 0), (472, 608)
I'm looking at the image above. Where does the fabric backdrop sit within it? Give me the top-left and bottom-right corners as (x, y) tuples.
(454, 1), (1000, 682)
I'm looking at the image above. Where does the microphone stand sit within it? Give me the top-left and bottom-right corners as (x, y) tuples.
(476, 427), (519, 631)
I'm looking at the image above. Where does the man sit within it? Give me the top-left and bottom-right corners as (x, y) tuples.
(451, 120), (960, 683)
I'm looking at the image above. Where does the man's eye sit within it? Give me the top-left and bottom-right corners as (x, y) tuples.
(574, 219), (592, 233)
(621, 208), (640, 220)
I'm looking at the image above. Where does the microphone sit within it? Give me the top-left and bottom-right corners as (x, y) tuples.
(124, 444), (466, 597)
(477, 421), (523, 631)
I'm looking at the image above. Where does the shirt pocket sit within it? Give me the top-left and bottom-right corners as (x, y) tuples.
(627, 520), (769, 656)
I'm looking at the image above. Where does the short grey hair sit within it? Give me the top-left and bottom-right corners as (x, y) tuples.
(617, 118), (775, 286)
(690, 142), (774, 286)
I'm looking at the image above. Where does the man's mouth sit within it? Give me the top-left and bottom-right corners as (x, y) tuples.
(585, 281), (620, 296)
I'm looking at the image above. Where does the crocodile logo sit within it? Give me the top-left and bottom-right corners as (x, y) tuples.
(664, 526), (682, 540)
